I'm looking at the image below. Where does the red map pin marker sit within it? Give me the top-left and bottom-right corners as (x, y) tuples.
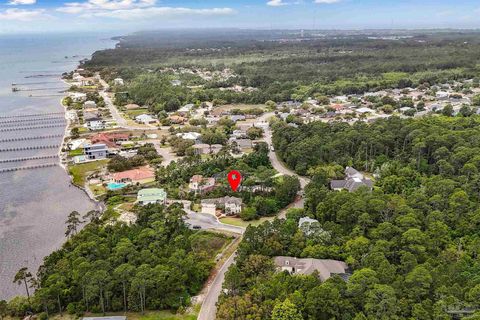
(227, 170), (242, 192)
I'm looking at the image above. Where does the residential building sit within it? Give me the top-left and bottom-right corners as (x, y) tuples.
(135, 114), (157, 124)
(111, 166), (155, 185)
(137, 188), (167, 205)
(330, 167), (373, 192)
(83, 143), (108, 160)
(176, 132), (201, 141)
(84, 100), (97, 108)
(70, 92), (87, 103)
(189, 175), (215, 194)
(91, 132), (129, 148)
(274, 256), (349, 281)
(201, 196), (243, 216)
(86, 120), (106, 131)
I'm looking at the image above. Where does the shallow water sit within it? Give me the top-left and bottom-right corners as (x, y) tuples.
(0, 33), (116, 299)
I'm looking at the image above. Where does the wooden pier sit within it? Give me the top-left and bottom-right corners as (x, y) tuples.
(0, 163), (58, 173)
(0, 144), (60, 152)
(0, 134), (64, 143)
(0, 155), (58, 163)
(0, 123), (65, 132)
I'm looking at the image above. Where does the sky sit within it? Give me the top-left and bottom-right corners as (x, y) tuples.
(1, 0), (480, 34)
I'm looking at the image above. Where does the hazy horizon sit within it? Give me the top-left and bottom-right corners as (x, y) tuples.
(2, 0), (480, 34)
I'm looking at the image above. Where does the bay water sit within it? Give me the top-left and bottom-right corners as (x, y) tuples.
(0, 33), (116, 299)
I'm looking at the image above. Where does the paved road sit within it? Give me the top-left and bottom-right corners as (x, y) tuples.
(197, 112), (311, 319)
(197, 251), (237, 320)
(260, 112), (310, 189)
(170, 200), (245, 235)
(99, 78), (157, 131)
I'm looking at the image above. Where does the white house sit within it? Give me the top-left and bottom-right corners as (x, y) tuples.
(84, 100), (97, 108)
(86, 120), (106, 131)
(135, 114), (157, 124)
(70, 92), (87, 103)
(200, 196), (243, 216)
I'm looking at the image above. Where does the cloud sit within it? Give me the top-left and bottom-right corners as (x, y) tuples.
(57, 0), (157, 14)
(267, 0), (287, 6)
(0, 8), (45, 20)
(8, 0), (36, 4)
(267, 0), (303, 6)
(314, 0), (341, 3)
(91, 7), (236, 20)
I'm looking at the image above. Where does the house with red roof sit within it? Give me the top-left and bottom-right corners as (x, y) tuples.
(111, 166), (156, 185)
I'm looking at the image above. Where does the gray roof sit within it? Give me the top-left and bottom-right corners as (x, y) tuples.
(274, 256), (349, 282)
(201, 196), (242, 206)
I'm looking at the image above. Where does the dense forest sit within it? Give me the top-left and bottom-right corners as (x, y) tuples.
(2, 205), (230, 318)
(214, 115), (480, 319)
(84, 31), (480, 107)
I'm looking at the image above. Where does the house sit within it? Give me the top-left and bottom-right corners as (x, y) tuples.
(84, 100), (97, 108)
(70, 92), (87, 103)
(84, 111), (101, 122)
(356, 107), (375, 114)
(91, 132), (129, 148)
(189, 175), (215, 194)
(178, 103), (195, 114)
(83, 143), (108, 160)
(201, 196), (243, 216)
(232, 129), (247, 139)
(135, 114), (157, 124)
(169, 115), (187, 124)
(230, 115), (246, 122)
(193, 144), (223, 155)
(137, 188), (167, 205)
(330, 167), (373, 192)
(68, 138), (87, 150)
(230, 138), (253, 151)
(436, 91), (449, 100)
(193, 144), (211, 155)
(86, 120), (106, 131)
(113, 78), (124, 86)
(111, 166), (155, 185)
(176, 132), (201, 141)
(274, 256), (349, 282)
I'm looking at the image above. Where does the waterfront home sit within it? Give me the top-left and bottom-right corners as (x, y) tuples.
(111, 166), (155, 185)
(137, 188), (167, 205)
(330, 167), (373, 192)
(68, 138), (87, 151)
(70, 92), (87, 103)
(86, 120), (106, 131)
(84, 100), (97, 108)
(201, 196), (243, 216)
(91, 132), (129, 148)
(135, 114), (157, 124)
(274, 256), (349, 282)
(83, 144), (108, 160)
(189, 175), (216, 194)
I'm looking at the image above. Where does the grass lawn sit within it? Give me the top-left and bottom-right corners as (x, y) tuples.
(220, 216), (274, 228)
(69, 159), (109, 186)
(90, 184), (107, 196)
(68, 149), (84, 157)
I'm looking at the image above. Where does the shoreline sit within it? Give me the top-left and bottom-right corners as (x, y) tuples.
(59, 79), (105, 212)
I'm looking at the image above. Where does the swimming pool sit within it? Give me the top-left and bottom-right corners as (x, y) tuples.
(107, 182), (127, 190)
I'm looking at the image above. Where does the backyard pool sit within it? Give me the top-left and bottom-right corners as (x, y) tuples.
(107, 182), (127, 190)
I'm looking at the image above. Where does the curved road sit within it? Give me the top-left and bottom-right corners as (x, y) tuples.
(197, 112), (310, 320)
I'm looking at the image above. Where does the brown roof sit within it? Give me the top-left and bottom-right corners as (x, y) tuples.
(112, 166), (155, 182)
